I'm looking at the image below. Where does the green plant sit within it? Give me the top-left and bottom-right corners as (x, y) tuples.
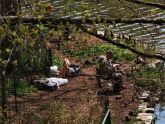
(134, 67), (160, 79)
(133, 66), (162, 91)
(52, 55), (62, 68)
(16, 79), (38, 96)
(62, 44), (135, 61)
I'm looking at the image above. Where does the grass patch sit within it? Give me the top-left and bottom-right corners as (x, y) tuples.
(16, 79), (38, 96)
(13, 100), (102, 124)
(133, 66), (163, 91)
(134, 67), (160, 79)
(62, 44), (135, 61)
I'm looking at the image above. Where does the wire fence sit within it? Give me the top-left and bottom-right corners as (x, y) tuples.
(0, 67), (112, 123)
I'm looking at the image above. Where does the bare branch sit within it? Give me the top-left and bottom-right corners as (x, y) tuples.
(125, 0), (165, 10)
(0, 16), (164, 25)
(72, 21), (165, 61)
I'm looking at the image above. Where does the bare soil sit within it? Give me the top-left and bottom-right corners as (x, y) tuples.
(7, 63), (139, 124)
(6, 36), (140, 124)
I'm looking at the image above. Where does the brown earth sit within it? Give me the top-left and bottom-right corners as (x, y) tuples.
(7, 62), (140, 124)
(6, 36), (140, 124)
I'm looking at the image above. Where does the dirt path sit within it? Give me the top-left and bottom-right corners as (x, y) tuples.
(7, 38), (140, 123)
(7, 60), (139, 124)
(97, 62), (140, 123)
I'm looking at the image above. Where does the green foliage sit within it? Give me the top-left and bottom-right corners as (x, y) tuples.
(69, 45), (110, 58)
(52, 55), (62, 68)
(0, 115), (12, 124)
(16, 79), (38, 96)
(63, 44), (135, 61)
(134, 66), (159, 79)
(133, 67), (161, 91)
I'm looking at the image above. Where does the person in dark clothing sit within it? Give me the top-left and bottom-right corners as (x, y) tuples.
(59, 58), (80, 77)
(97, 50), (122, 92)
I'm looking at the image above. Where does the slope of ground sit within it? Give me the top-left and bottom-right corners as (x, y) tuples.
(7, 60), (140, 124)
(6, 35), (140, 124)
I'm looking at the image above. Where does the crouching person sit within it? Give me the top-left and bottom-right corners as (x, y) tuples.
(59, 58), (81, 78)
(97, 50), (123, 92)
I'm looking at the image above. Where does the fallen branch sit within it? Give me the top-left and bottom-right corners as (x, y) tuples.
(0, 16), (164, 25)
(72, 21), (165, 61)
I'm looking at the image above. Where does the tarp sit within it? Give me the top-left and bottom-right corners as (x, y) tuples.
(46, 77), (68, 88)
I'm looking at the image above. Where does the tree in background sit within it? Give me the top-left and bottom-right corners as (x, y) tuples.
(0, 0), (164, 121)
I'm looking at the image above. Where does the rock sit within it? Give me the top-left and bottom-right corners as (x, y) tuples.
(138, 102), (148, 111)
(153, 97), (159, 102)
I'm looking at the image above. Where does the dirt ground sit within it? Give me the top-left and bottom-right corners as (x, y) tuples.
(6, 36), (140, 124)
(7, 61), (140, 124)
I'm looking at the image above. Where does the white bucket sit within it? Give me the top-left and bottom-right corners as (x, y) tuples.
(50, 66), (58, 74)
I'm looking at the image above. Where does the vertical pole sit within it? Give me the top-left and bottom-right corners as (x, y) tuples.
(1, 0), (17, 15)
(1, 71), (7, 119)
(101, 96), (111, 124)
(0, 0), (7, 15)
(96, 67), (102, 88)
(64, 26), (69, 41)
(1, 40), (7, 119)
(44, 48), (52, 76)
(0, 0), (18, 119)
(48, 48), (52, 66)
(104, 96), (111, 124)
(95, 66), (111, 124)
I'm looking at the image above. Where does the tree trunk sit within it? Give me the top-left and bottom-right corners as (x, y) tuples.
(0, 0), (18, 118)
(0, 0), (18, 15)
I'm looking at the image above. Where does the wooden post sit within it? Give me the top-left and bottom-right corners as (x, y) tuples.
(96, 67), (102, 88)
(64, 26), (70, 41)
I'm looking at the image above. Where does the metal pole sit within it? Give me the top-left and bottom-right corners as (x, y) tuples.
(102, 109), (111, 124)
